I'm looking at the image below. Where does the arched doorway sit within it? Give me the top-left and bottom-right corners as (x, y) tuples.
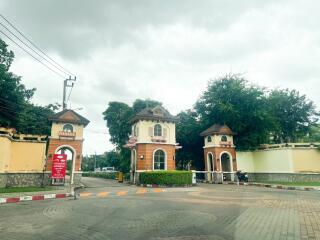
(56, 146), (75, 184)
(220, 152), (232, 181)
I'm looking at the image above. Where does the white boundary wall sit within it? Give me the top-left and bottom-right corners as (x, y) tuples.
(237, 146), (320, 173)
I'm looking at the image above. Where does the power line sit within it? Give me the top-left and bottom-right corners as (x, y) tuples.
(0, 14), (74, 76)
(0, 29), (66, 78)
(66, 83), (74, 104)
(0, 21), (69, 77)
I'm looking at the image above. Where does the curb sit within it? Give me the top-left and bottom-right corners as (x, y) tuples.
(223, 181), (320, 192)
(0, 193), (72, 205)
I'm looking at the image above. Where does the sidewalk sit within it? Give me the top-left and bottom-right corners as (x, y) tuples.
(227, 181), (320, 191)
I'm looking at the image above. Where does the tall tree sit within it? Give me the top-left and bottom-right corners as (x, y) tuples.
(102, 102), (133, 147)
(132, 99), (162, 114)
(0, 38), (35, 127)
(176, 110), (204, 170)
(267, 89), (319, 143)
(195, 74), (272, 150)
(16, 103), (59, 135)
(0, 38), (59, 134)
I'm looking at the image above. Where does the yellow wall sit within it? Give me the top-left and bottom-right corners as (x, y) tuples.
(237, 148), (320, 173)
(133, 120), (176, 144)
(0, 135), (46, 173)
(51, 122), (84, 140)
(0, 137), (11, 172)
(292, 149), (320, 172)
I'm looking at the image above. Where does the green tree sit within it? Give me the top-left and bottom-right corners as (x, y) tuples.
(0, 38), (35, 127)
(0, 38), (58, 134)
(268, 89), (319, 143)
(132, 98), (162, 114)
(195, 74), (272, 150)
(102, 99), (162, 172)
(103, 102), (133, 147)
(16, 103), (59, 135)
(176, 110), (204, 170)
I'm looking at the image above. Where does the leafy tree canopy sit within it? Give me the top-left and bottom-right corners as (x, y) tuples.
(195, 74), (273, 150)
(0, 38), (58, 135)
(267, 89), (318, 143)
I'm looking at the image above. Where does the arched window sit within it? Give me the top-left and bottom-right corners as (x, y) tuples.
(154, 124), (162, 136)
(207, 136), (212, 142)
(153, 149), (165, 170)
(63, 124), (73, 133)
(221, 135), (227, 142)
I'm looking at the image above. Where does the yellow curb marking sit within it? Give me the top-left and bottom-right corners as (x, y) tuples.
(117, 191), (128, 196)
(97, 192), (109, 198)
(80, 192), (92, 198)
(136, 189), (147, 194)
(153, 188), (163, 193)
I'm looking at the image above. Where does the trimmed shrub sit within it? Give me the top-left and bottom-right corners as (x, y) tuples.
(139, 171), (192, 186)
(82, 172), (117, 180)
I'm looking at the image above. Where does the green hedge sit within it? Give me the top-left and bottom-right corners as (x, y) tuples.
(139, 171), (192, 186)
(82, 172), (117, 180)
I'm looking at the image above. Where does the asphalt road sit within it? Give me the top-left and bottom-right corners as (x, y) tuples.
(0, 177), (319, 240)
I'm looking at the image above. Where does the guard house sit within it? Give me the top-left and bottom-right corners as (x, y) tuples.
(200, 124), (237, 181)
(125, 105), (180, 183)
(46, 109), (89, 185)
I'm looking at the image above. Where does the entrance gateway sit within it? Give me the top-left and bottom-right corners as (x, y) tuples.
(200, 124), (237, 182)
(46, 109), (90, 185)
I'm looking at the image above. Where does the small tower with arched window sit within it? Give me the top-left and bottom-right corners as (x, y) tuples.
(200, 124), (237, 181)
(46, 109), (89, 185)
(125, 105), (179, 182)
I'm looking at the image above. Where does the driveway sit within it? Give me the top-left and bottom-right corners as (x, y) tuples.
(0, 178), (319, 240)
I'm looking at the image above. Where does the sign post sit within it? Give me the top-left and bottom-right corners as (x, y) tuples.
(51, 154), (67, 185)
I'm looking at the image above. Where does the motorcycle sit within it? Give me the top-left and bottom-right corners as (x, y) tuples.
(236, 170), (248, 182)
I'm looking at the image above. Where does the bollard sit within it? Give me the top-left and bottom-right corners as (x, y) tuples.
(118, 172), (124, 183)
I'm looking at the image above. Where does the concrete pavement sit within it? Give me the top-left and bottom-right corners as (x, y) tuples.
(0, 177), (319, 240)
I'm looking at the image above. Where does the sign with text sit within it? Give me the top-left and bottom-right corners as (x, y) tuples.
(51, 154), (67, 179)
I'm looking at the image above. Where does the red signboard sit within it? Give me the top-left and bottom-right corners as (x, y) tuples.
(51, 154), (67, 179)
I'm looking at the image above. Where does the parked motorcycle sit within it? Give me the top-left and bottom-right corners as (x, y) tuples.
(236, 170), (248, 182)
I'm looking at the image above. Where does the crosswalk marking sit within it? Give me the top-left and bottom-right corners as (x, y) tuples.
(80, 192), (92, 198)
(153, 188), (163, 193)
(97, 192), (109, 198)
(79, 188), (167, 199)
(136, 189), (147, 194)
(117, 191), (128, 196)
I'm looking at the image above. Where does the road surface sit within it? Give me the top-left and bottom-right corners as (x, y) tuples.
(0, 177), (319, 240)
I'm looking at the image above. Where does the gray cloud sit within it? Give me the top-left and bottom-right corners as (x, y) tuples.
(1, 0), (320, 154)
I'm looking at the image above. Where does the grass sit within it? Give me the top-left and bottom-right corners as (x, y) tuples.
(0, 186), (54, 194)
(255, 181), (320, 186)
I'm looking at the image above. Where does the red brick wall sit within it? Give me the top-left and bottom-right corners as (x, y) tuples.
(204, 147), (237, 171)
(134, 144), (176, 170)
(46, 138), (84, 171)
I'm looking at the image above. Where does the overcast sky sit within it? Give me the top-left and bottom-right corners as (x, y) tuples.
(0, 0), (319, 155)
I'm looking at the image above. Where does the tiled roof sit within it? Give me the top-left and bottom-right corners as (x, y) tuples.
(48, 109), (90, 126)
(129, 105), (178, 124)
(200, 124), (235, 136)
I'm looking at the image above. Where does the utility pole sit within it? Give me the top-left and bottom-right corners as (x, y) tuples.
(63, 76), (76, 110)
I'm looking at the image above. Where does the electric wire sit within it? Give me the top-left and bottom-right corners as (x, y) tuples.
(0, 29), (66, 78)
(0, 21), (69, 77)
(0, 14), (74, 76)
